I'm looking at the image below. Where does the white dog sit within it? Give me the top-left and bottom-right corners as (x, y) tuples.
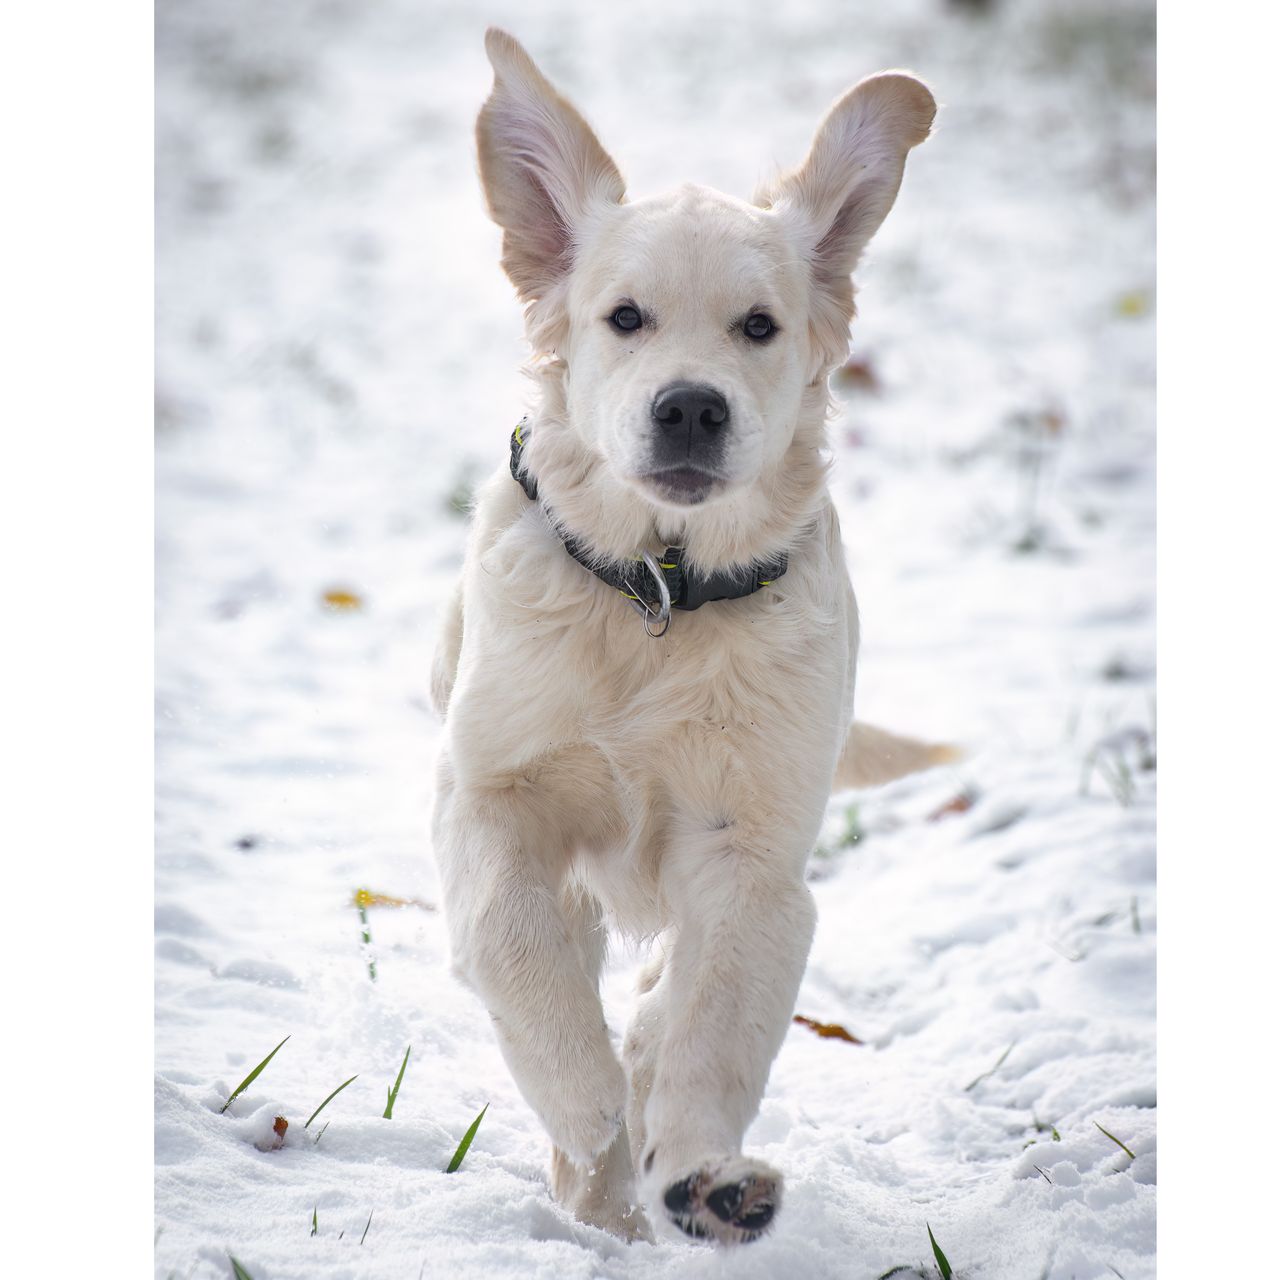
(431, 29), (944, 1246)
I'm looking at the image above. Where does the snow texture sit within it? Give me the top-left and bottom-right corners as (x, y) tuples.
(155, 1), (1155, 1276)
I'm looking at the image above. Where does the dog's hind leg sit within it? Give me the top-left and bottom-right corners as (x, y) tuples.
(428, 579), (464, 718)
(434, 769), (628, 1170)
(550, 1128), (651, 1242)
(548, 886), (652, 1241)
(621, 941), (669, 1168)
(637, 831), (816, 1245)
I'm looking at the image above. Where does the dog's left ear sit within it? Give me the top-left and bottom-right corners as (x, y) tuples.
(476, 29), (626, 306)
(760, 72), (936, 367)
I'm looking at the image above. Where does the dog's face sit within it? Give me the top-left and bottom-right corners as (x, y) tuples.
(477, 30), (934, 517)
(560, 188), (812, 508)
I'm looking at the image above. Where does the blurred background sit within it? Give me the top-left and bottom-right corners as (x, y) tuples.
(155, 2), (1155, 1276)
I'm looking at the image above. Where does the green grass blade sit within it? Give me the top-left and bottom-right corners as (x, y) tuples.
(313, 1121), (330, 1145)
(1094, 1121), (1136, 1159)
(310, 1206), (317, 1237)
(306, 1074), (359, 1129)
(927, 1223), (953, 1280)
(445, 1103), (489, 1173)
(360, 1209), (373, 1246)
(220, 1036), (290, 1114)
(382, 1045), (411, 1119)
(964, 1041), (1015, 1092)
(229, 1257), (254, 1280)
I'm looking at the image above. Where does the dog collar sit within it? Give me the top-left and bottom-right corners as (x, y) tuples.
(509, 421), (787, 634)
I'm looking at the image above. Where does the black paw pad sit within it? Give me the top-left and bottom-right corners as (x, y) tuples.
(706, 1183), (744, 1222)
(737, 1199), (775, 1233)
(707, 1177), (775, 1237)
(664, 1176), (697, 1215)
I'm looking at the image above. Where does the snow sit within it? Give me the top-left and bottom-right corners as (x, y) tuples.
(155, 0), (1155, 1276)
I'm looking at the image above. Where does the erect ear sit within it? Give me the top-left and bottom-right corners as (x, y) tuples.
(758, 71), (936, 369)
(476, 29), (625, 305)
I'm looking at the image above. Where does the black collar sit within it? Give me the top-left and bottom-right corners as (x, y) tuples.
(509, 423), (787, 616)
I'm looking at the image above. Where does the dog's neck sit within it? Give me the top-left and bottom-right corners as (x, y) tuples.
(519, 364), (833, 575)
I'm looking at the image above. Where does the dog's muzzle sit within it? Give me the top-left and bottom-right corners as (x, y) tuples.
(644, 382), (730, 503)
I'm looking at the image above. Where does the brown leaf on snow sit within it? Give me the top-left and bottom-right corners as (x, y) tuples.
(793, 1014), (864, 1044)
(928, 788), (979, 822)
(832, 355), (881, 394)
(264, 1115), (288, 1149)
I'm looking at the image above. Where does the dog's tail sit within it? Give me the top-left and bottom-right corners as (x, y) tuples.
(833, 720), (961, 790)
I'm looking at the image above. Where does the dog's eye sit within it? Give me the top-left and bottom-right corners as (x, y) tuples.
(743, 313), (776, 341)
(609, 306), (642, 332)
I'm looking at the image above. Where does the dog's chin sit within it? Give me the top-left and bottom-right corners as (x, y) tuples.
(633, 467), (727, 508)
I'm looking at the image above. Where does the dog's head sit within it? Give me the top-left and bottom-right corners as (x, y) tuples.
(476, 30), (934, 559)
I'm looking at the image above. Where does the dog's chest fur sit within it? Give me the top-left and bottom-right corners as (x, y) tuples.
(442, 466), (858, 931)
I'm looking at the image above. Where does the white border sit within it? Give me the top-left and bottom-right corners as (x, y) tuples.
(1, 0), (153, 1262)
(1161, 0), (1279, 1271)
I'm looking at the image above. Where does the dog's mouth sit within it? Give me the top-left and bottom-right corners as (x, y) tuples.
(637, 467), (723, 506)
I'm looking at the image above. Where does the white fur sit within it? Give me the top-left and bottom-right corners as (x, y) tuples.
(432, 29), (938, 1245)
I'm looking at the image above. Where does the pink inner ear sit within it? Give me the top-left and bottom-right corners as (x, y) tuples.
(813, 195), (866, 279)
(483, 83), (624, 293)
(509, 142), (573, 273)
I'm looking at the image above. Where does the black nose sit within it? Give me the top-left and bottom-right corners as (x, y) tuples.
(651, 382), (730, 437)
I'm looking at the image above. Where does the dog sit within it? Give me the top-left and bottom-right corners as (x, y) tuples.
(431, 28), (944, 1246)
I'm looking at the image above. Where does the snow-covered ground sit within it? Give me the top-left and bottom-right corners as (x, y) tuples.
(155, 1), (1155, 1276)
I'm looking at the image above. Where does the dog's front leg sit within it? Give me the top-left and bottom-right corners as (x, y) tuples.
(435, 773), (627, 1168)
(639, 829), (816, 1245)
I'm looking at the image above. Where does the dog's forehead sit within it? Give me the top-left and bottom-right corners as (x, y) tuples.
(575, 184), (803, 311)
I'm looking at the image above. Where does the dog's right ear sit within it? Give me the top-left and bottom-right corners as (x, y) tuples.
(476, 30), (625, 304)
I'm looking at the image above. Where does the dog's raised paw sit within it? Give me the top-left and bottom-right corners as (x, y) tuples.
(660, 1156), (781, 1245)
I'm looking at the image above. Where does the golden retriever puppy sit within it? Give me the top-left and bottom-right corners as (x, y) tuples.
(432, 28), (942, 1246)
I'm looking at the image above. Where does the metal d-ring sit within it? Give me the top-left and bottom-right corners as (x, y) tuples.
(621, 551), (672, 638)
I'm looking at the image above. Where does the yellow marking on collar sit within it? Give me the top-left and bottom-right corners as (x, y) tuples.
(759, 579), (773, 585)
(659, 562), (677, 570)
(514, 423), (525, 446)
